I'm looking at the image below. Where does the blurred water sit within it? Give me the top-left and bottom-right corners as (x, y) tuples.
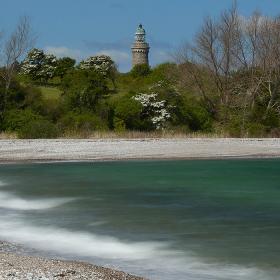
(0, 160), (279, 279)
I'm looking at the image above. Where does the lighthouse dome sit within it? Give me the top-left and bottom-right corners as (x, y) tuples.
(135, 24), (146, 42)
(136, 24), (146, 35)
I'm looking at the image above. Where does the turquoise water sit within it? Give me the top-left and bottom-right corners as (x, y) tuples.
(0, 160), (279, 279)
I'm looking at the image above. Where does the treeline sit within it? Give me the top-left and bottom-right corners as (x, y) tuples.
(176, 4), (280, 136)
(1, 5), (280, 138)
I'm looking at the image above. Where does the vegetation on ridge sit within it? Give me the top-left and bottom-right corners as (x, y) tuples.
(1, 4), (280, 138)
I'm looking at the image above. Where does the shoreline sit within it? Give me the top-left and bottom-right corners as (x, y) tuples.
(1, 154), (280, 165)
(0, 241), (146, 280)
(1, 138), (280, 279)
(1, 138), (280, 163)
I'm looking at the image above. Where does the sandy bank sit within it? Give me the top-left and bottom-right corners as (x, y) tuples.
(0, 138), (280, 162)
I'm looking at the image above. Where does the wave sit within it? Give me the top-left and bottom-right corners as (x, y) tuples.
(0, 180), (7, 187)
(0, 191), (74, 210)
(0, 215), (276, 280)
(0, 216), (172, 260)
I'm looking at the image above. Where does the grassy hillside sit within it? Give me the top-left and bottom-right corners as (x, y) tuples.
(37, 86), (62, 101)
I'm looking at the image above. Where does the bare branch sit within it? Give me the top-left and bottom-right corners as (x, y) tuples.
(0, 16), (35, 119)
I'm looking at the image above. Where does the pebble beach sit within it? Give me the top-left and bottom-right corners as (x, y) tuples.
(1, 138), (280, 162)
(0, 241), (145, 280)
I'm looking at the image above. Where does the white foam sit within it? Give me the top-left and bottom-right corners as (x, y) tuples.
(0, 180), (7, 187)
(0, 215), (276, 280)
(0, 217), (171, 260)
(0, 191), (74, 210)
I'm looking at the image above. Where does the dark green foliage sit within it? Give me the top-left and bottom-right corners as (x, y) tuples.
(179, 100), (212, 132)
(79, 55), (117, 89)
(58, 111), (108, 136)
(3, 109), (43, 132)
(150, 63), (177, 82)
(0, 77), (43, 130)
(61, 69), (108, 111)
(130, 64), (151, 78)
(55, 57), (76, 80)
(113, 93), (145, 130)
(18, 119), (59, 139)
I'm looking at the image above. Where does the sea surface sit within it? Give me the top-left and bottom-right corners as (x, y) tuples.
(0, 160), (279, 280)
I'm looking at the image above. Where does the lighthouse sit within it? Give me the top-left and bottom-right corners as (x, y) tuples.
(131, 24), (150, 67)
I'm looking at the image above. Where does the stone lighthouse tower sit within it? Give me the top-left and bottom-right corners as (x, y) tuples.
(131, 24), (150, 67)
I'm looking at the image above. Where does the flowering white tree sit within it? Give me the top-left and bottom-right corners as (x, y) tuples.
(21, 48), (57, 83)
(133, 92), (171, 129)
(79, 55), (117, 89)
(79, 55), (115, 76)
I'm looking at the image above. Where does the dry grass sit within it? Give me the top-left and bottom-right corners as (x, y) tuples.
(1, 130), (275, 139)
(0, 129), (232, 140)
(0, 132), (18, 139)
(61, 130), (231, 139)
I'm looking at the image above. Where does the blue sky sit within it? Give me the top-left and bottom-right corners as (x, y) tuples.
(1, 0), (280, 72)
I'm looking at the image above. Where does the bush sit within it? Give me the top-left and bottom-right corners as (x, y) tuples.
(61, 69), (108, 111)
(113, 117), (126, 132)
(187, 105), (212, 131)
(18, 119), (59, 139)
(58, 112), (108, 136)
(246, 123), (267, 137)
(130, 64), (151, 78)
(2, 79), (43, 111)
(150, 63), (177, 82)
(113, 94), (147, 130)
(3, 109), (43, 131)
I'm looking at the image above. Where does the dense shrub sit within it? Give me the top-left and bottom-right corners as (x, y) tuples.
(18, 119), (59, 139)
(2, 80), (44, 111)
(150, 63), (177, 82)
(182, 102), (212, 132)
(55, 57), (76, 80)
(113, 117), (126, 132)
(61, 69), (108, 111)
(246, 123), (267, 137)
(113, 93), (147, 130)
(130, 64), (151, 78)
(58, 112), (108, 135)
(3, 109), (43, 131)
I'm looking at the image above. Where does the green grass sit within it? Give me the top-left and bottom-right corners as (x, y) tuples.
(37, 86), (62, 100)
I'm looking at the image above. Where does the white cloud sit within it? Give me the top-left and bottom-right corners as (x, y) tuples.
(96, 49), (130, 64)
(44, 46), (83, 60)
(44, 46), (131, 70)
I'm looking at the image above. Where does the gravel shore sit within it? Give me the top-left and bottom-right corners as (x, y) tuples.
(0, 242), (145, 280)
(0, 138), (280, 162)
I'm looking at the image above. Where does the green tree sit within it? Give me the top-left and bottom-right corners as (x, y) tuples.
(79, 55), (117, 88)
(114, 94), (143, 130)
(61, 69), (108, 111)
(3, 109), (43, 131)
(130, 64), (151, 78)
(55, 57), (76, 80)
(18, 119), (58, 139)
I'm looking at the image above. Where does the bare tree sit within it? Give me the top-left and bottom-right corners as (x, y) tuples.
(0, 16), (34, 120)
(177, 2), (280, 123)
(258, 17), (280, 116)
(176, 3), (240, 110)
